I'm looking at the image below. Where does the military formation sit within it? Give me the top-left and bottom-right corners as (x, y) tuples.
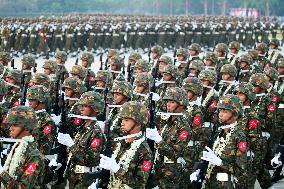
(0, 14), (284, 189)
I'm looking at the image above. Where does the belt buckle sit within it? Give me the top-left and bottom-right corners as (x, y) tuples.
(74, 165), (84, 173)
(216, 173), (229, 182)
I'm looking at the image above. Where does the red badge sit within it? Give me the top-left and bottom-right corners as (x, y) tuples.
(238, 141), (247, 152)
(90, 138), (101, 148)
(13, 100), (20, 107)
(209, 100), (217, 109)
(73, 118), (82, 125)
(268, 104), (276, 113)
(142, 160), (151, 172)
(272, 96), (278, 103)
(249, 119), (259, 129)
(2, 115), (7, 124)
(89, 76), (96, 81)
(179, 130), (189, 141)
(43, 125), (52, 135)
(193, 116), (201, 126)
(26, 163), (36, 174)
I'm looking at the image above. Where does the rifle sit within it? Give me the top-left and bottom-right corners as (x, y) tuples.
(173, 49), (177, 66)
(11, 59), (15, 69)
(104, 57), (109, 70)
(85, 70), (90, 91)
(127, 62), (132, 83)
(184, 60), (190, 78)
(99, 53), (103, 70)
(148, 47), (151, 63)
(20, 69), (28, 105)
(33, 63), (37, 73)
(193, 119), (219, 189)
(75, 57), (79, 65)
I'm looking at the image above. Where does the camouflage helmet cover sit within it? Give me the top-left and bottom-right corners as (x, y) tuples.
(81, 52), (94, 66)
(163, 87), (189, 107)
(70, 65), (87, 79)
(31, 73), (50, 89)
(264, 67), (279, 81)
(0, 51), (11, 63)
(189, 43), (201, 53)
(204, 52), (218, 63)
(159, 55), (173, 65)
(198, 69), (217, 84)
(134, 73), (153, 87)
(235, 83), (256, 101)
(55, 51), (67, 62)
(228, 41), (240, 51)
(134, 59), (151, 72)
(215, 43), (229, 54)
(176, 48), (189, 59)
(220, 64), (237, 77)
(217, 94), (243, 116)
(182, 77), (203, 96)
(79, 91), (104, 112)
(249, 73), (270, 90)
(27, 85), (49, 102)
(63, 77), (87, 94)
(111, 81), (133, 98)
(21, 55), (35, 67)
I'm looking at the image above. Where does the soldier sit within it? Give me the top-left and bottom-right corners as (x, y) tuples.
(109, 55), (124, 80)
(55, 50), (69, 81)
(0, 51), (11, 78)
(146, 87), (191, 188)
(176, 48), (189, 81)
(250, 73), (276, 189)
(57, 91), (105, 189)
(0, 106), (45, 188)
(191, 95), (248, 189)
(150, 45), (164, 65)
(29, 73), (51, 90)
(80, 52), (96, 91)
(218, 64), (238, 97)
(228, 41), (240, 66)
(188, 59), (204, 78)
(20, 55), (35, 85)
(133, 59), (151, 75)
(3, 69), (21, 108)
(94, 70), (112, 94)
(203, 52), (218, 71)
(0, 80), (9, 137)
(127, 51), (142, 82)
(214, 43), (229, 75)
(255, 42), (270, 70)
(267, 38), (283, 68)
(188, 43), (202, 62)
(99, 101), (153, 188)
(155, 54), (173, 80)
(70, 65), (87, 81)
(236, 53), (253, 83)
(26, 85), (56, 155)
(107, 49), (120, 67)
(132, 72), (153, 106)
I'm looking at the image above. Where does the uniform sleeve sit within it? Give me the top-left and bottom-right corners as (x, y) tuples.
(0, 150), (44, 188)
(158, 116), (191, 161)
(116, 143), (153, 188)
(69, 126), (105, 166)
(40, 119), (56, 154)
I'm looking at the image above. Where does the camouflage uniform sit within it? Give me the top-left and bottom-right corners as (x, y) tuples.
(21, 55), (35, 85)
(0, 80), (9, 137)
(1, 106), (45, 188)
(237, 54), (253, 83)
(55, 51), (69, 81)
(267, 39), (283, 68)
(3, 69), (21, 109)
(154, 87), (192, 188)
(70, 65), (87, 80)
(65, 92), (105, 189)
(80, 52), (96, 91)
(0, 51), (11, 78)
(132, 72), (153, 107)
(107, 101), (153, 188)
(218, 64), (237, 97)
(228, 41), (240, 66)
(175, 48), (189, 81)
(202, 95), (248, 189)
(27, 85), (56, 155)
(214, 43), (229, 76)
(255, 43), (271, 71)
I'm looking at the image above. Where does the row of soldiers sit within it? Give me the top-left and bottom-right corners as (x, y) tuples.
(0, 37), (284, 189)
(1, 15), (284, 57)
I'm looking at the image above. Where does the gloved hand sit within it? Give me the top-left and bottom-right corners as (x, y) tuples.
(146, 128), (162, 143)
(57, 133), (75, 147)
(51, 114), (61, 126)
(1, 149), (8, 155)
(48, 159), (62, 171)
(201, 146), (222, 166)
(271, 152), (282, 168)
(88, 180), (99, 189)
(190, 169), (201, 182)
(99, 154), (120, 173)
(146, 92), (160, 101)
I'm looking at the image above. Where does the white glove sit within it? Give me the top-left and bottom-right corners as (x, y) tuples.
(0, 159), (3, 174)
(48, 159), (62, 171)
(201, 146), (222, 166)
(88, 180), (99, 189)
(146, 128), (162, 143)
(99, 154), (120, 173)
(146, 92), (160, 101)
(271, 152), (282, 168)
(51, 114), (61, 125)
(190, 169), (201, 182)
(1, 149), (8, 155)
(57, 133), (75, 147)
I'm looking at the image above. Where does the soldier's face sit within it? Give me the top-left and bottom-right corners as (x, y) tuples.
(254, 86), (262, 94)
(218, 109), (234, 124)
(269, 44), (277, 50)
(9, 124), (24, 138)
(162, 73), (173, 81)
(81, 60), (88, 68)
(113, 92), (126, 105)
(186, 91), (195, 101)
(22, 64), (30, 70)
(121, 117), (137, 133)
(6, 77), (16, 85)
(44, 68), (51, 75)
(166, 100), (179, 112)
(134, 68), (143, 74)
(204, 60), (214, 66)
(221, 73), (231, 81)
(96, 81), (106, 87)
(111, 64), (118, 71)
(159, 62), (167, 72)
(129, 59), (136, 65)
(239, 62), (248, 69)
(81, 105), (93, 116)
(135, 85), (145, 93)
(65, 87), (74, 97)
(200, 79), (211, 87)
(236, 92), (247, 104)
(215, 50), (224, 58)
(189, 50), (198, 56)
(229, 48), (238, 55)
(151, 52), (158, 59)
(28, 100), (38, 109)
(278, 67), (284, 75)
(177, 55), (185, 61)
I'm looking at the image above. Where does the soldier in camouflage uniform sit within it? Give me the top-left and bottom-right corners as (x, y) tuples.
(0, 80), (9, 137)
(27, 85), (56, 155)
(191, 95), (248, 189)
(0, 51), (11, 78)
(99, 101), (153, 188)
(133, 59), (151, 75)
(0, 106), (45, 188)
(42, 60), (58, 104)
(80, 52), (96, 91)
(204, 52), (218, 71)
(57, 91), (105, 189)
(132, 72), (153, 106)
(214, 43), (229, 76)
(127, 51), (142, 82)
(188, 43), (202, 62)
(267, 38), (283, 68)
(3, 69), (21, 108)
(70, 65), (87, 81)
(218, 64), (238, 97)
(176, 48), (189, 81)
(156, 54), (173, 80)
(237, 53), (253, 83)
(20, 55), (35, 85)
(250, 73), (275, 189)
(55, 50), (69, 81)
(228, 41), (240, 66)
(109, 81), (133, 139)
(29, 73), (51, 90)
(188, 59), (204, 78)
(94, 70), (112, 94)
(109, 55), (124, 81)
(255, 42), (271, 70)
(150, 45), (164, 65)
(107, 49), (120, 67)
(146, 87), (192, 188)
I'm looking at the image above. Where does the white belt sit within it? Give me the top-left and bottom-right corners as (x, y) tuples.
(203, 122), (212, 128)
(97, 33), (103, 36)
(195, 32), (202, 34)
(159, 32), (166, 35)
(120, 32), (127, 35)
(164, 156), (174, 164)
(148, 32), (156, 35)
(138, 32), (145, 35)
(216, 173), (229, 182)
(113, 33), (119, 36)
(2, 144), (11, 149)
(179, 32), (185, 35)
(55, 34), (62, 37)
(67, 34), (74, 37)
(278, 104), (284, 109)
(30, 34), (37, 38)
(46, 35), (51, 38)
(265, 31), (270, 33)
(230, 32), (236, 34)
(247, 31), (253, 34)
(262, 132), (270, 139)
(205, 32), (211, 34)
(77, 33), (82, 36)
(105, 33), (111, 36)
(214, 32), (220, 34)
(21, 34), (27, 37)
(89, 33), (95, 36)
(129, 32), (136, 35)
(167, 32), (175, 35)
(187, 32), (193, 34)
(74, 165), (94, 173)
